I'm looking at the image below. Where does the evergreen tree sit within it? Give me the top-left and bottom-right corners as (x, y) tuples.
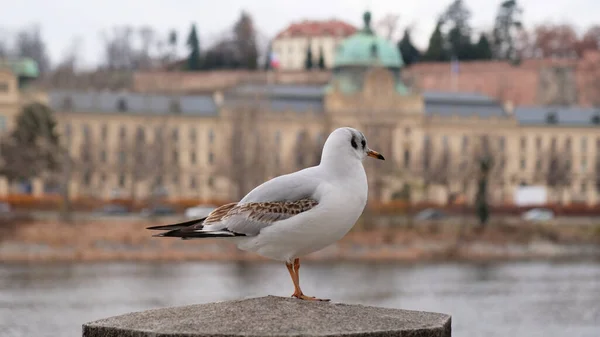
(233, 11), (259, 69)
(474, 34), (493, 60)
(264, 44), (272, 70)
(317, 47), (325, 69)
(398, 28), (421, 65)
(186, 24), (202, 71)
(443, 0), (475, 60)
(492, 0), (523, 61)
(423, 22), (448, 61)
(0, 103), (61, 182)
(305, 43), (313, 70)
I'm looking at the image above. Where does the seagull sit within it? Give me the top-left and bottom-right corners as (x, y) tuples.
(147, 127), (385, 301)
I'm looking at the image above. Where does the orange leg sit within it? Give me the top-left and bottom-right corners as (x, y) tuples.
(285, 258), (329, 301)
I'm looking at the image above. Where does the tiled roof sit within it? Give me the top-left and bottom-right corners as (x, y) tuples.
(48, 90), (218, 116)
(275, 20), (357, 39)
(423, 91), (508, 117)
(515, 106), (600, 126)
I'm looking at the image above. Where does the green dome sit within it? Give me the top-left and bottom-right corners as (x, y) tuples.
(333, 12), (404, 69)
(0, 57), (39, 78)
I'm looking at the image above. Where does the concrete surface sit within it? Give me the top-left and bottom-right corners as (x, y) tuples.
(82, 295), (451, 337)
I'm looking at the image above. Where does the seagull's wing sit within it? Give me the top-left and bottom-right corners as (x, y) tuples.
(148, 168), (322, 238)
(239, 167), (320, 203)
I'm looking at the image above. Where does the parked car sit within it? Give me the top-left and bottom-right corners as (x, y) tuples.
(141, 205), (177, 217)
(414, 208), (446, 221)
(96, 204), (129, 216)
(521, 208), (554, 221)
(185, 204), (217, 219)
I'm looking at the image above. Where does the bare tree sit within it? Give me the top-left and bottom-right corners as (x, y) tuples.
(219, 102), (270, 200)
(375, 14), (401, 41)
(543, 146), (572, 203)
(14, 24), (51, 74)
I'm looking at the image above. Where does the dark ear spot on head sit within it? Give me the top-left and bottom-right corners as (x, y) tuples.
(350, 136), (358, 149)
(361, 139), (366, 149)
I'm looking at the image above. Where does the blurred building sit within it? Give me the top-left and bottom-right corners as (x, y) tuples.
(271, 18), (356, 70)
(1, 12), (600, 206)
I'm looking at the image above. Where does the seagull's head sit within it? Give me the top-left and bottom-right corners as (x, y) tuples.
(321, 127), (385, 163)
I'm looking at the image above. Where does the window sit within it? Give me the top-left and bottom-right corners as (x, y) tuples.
(404, 127), (411, 136)
(498, 137), (505, 151)
(82, 124), (90, 140)
(208, 129), (215, 144)
(520, 158), (526, 170)
(62, 96), (73, 110)
(565, 137), (572, 151)
(190, 151), (196, 164)
(581, 158), (588, 172)
(442, 135), (449, 149)
(100, 150), (107, 163)
(118, 151), (126, 165)
(535, 158), (542, 171)
(208, 176), (214, 188)
(274, 131), (281, 144)
(0, 82), (8, 92)
(171, 128), (178, 142)
(154, 126), (164, 142)
(117, 98), (128, 112)
(461, 135), (468, 153)
(189, 128), (197, 142)
(189, 177), (197, 189)
(535, 137), (542, 150)
(520, 137), (526, 150)
(208, 152), (214, 165)
(101, 124), (108, 141)
(169, 99), (181, 113)
(581, 137), (587, 152)
(172, 175), (179, 186)
(119, 126), (126, 140)
(550, 137), (557, 151)
(82, 170), (92, 186)
(118, 174), (126, 187)
(172, 150), (179, 162)
(65, 123), (72, 141)
(0, 116), (6, 132)
(136, 127), (145, 143)
(546, 111), (557, 124)
(403, 150), (410, 168)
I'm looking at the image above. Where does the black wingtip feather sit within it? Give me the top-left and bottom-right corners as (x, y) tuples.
(146, 217), (207, 231)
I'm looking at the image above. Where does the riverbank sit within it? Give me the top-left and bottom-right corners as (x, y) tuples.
(1, 217), (599, 263)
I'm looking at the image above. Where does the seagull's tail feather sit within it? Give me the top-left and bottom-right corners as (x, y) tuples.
(146, 217), (207, 231)
(154, 229), (245, 239)
(147, 216), (246, 240)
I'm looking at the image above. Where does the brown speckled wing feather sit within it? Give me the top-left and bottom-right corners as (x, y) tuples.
(206, 198), (319, 236)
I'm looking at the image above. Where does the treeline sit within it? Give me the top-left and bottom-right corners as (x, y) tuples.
(399, 0), (600, 66)
(3, 0), (600, 75)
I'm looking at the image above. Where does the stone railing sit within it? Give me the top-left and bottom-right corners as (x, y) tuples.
(82, 296), (451, 337)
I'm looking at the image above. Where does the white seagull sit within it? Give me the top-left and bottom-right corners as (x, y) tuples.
(147, 127), (385, 301)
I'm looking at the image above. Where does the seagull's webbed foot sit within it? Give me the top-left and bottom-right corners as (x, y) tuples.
(292, 292), (330, 301)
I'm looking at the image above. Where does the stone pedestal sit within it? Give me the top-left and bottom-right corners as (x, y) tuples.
(83, 296), (451, 337)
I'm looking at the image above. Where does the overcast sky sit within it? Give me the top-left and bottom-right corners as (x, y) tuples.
(0, 0), (595, 68)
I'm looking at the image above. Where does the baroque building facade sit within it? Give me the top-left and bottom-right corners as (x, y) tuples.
(1, 13), (600, 205)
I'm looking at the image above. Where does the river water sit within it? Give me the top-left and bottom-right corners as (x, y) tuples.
(1, 260), (599, 337)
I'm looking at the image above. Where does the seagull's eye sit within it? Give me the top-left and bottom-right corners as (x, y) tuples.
(361, 139), (366, 148)
(350, 138), (358, 149)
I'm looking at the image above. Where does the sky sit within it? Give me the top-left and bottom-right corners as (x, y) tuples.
(0, 0), (596, 69)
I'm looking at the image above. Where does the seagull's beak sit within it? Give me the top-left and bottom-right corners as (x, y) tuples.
(367, 149), (385, 160)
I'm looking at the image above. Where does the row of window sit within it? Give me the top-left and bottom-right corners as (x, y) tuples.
(81, 171), (215, 190)
(65, 123), (216, 145)
(422, 133), (600, 154)
(81, 149), (215, 166)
